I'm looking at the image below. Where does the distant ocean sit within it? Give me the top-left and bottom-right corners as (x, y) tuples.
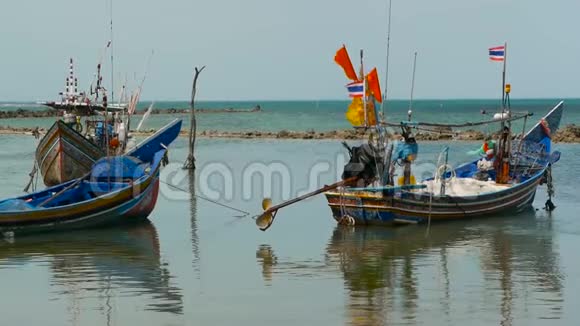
(0, 99), (577, 133)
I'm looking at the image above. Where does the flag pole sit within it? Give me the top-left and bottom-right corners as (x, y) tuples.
(496, 41), (510, 184)
(360, 49), (367, 127)
(501, 42), (507, 113)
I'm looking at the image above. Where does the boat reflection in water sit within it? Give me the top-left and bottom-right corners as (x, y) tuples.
(258, 212), (564, 325)
(0, 221), (183, 317)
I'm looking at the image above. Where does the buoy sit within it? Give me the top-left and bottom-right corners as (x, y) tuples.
(493, 112), (509, 120)
(110, 137), (120, 148)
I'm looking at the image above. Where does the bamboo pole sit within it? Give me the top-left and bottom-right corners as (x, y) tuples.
(183, 66), (206, 170)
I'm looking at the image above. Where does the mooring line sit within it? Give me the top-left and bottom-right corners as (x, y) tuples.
(160, 180), (251, 217)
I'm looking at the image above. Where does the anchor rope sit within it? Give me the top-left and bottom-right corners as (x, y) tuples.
(160, 180), (250, 217)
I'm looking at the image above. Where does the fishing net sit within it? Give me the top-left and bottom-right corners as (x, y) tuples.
(510, 139), (552, 177)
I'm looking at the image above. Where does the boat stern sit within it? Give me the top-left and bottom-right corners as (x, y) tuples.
(324, 190), (398, 226)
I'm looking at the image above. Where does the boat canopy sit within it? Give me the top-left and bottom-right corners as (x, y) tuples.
(91, 156), (148, 180)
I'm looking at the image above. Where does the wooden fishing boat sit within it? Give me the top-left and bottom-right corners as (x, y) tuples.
(36, 118), (181, 187)
(324, 101), (564, 226)
(36, 120), (106, 186)
(253, 45), (565, 232)
(35, 51), (142, 187)
(0, 120), (182, 235)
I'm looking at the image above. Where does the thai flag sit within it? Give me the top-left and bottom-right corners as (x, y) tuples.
(489, 46), (505, 61)
(346, 81), (364, 98)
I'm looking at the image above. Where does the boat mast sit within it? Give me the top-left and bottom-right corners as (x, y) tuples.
(408, 51), (417, 121)
(380, 0), (393, 122)
(109, 0), (114, 104)
(401, 52), (417, 186)
(378, 0), (394, 187)
(495, 41), (511, 184)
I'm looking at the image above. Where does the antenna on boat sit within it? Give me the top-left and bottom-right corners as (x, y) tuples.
(380, 0), (393, 123)
(408, 51), (417, 121)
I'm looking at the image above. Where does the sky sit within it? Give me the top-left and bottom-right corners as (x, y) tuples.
(0, 0), (579, 101)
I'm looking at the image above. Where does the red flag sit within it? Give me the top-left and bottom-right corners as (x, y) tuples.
(334, 45), (359, 82)
(366, 68), (382, 103)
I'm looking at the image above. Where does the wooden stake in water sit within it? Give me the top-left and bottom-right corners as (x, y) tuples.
(184, 66), (206, 170)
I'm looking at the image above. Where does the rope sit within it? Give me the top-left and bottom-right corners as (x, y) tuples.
(426, 148), (447, 236)
(336, 186), (355, 226)
(426, 190), (433, 237)
(546, 167), (555, 197)
(160, 180), (250, 217)
(545, 165), (556, 212)
(24, 128), (42, 193)
(381, 111), (531, 128)
(338, 186), (346, 221)
(23, 165), (37, 193)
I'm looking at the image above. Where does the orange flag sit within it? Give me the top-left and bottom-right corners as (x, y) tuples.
(334, 45), (359, 82)
(366, 68), (382, 103)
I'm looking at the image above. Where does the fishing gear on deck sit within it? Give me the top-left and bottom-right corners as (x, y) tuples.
(341, 140), (385, 186)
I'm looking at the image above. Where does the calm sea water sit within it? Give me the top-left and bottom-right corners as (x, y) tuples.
(0, 99), (578, 132)
(0, 135), (578, 325)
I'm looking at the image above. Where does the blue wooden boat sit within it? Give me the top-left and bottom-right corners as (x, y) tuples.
(0, 119), (182, 235)
(324, 101), (564, 226)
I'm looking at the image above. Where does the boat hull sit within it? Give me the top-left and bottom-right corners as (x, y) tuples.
(325, 170), (543, 226)
(0, 169), (160, 235)
(36, 120), (105, 187)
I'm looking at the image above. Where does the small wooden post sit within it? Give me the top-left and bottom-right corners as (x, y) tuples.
(183, 66), (206, 170)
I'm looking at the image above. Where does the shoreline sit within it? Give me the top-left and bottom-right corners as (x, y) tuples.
(0, 106), (262, 119)
(2, 125), (579, 143)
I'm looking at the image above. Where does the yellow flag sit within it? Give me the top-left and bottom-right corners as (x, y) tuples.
(345, 98), (365, 126)
(345, 97), (377, 126)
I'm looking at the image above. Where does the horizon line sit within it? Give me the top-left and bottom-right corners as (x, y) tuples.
(1, 96), (577, 104)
